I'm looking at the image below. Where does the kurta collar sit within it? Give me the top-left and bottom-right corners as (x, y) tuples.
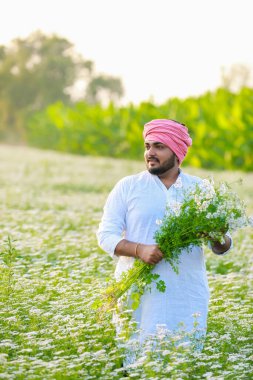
(149, 169), (183, 191)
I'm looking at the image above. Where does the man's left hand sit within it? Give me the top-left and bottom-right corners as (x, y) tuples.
(210, 235), (232, 255)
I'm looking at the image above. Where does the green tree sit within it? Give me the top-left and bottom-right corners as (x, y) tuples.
(0, 31), (124, 141)
(0, 31), (93, 140)
(85, 74), (124, 106)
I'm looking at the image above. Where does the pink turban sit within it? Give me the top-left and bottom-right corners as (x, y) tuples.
(143, 119), (192, 164)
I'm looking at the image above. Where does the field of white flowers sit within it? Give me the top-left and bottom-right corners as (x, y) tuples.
(0, 145), (252, 379)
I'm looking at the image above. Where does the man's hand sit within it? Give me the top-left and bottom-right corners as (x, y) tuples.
(114, 239), (163, 264)
(136, 244), (163, 265)
(210, 235), (231, 254)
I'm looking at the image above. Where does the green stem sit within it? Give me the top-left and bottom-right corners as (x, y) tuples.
(101, 227), (218, 311)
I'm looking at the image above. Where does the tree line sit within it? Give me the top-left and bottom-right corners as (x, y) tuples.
(26, 87), (252, 171)
(0, 31), (123, 141)
(0, 31), (252, 171)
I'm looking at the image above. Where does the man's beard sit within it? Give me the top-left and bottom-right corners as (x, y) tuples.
(147, 154), (176, 175)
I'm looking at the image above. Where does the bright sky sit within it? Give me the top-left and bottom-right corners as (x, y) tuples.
(1, 0), (252, 104)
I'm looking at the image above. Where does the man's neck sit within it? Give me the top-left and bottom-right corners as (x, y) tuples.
(157, 167), (180, 189)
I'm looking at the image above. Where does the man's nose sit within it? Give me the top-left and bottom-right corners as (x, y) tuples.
(148, 146), (156, 156)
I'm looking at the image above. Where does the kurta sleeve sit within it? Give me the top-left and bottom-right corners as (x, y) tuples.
(96, 178), (128, 258)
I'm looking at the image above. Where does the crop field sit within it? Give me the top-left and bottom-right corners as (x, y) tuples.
(0, 145), (252, 379)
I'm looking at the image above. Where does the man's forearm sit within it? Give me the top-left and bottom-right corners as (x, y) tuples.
(115, 239), (138, 258)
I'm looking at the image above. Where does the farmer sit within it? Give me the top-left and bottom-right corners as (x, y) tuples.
(97, 119), (232, 346)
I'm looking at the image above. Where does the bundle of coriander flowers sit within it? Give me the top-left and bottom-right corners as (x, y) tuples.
(95, 179), (251, 313)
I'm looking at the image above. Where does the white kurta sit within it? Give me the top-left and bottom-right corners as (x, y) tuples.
(97, 170), (216, 342)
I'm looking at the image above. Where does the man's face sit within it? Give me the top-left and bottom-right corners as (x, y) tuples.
(144, 140), (177, 175)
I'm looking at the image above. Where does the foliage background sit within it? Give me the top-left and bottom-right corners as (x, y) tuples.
(26, 87), (253, 171)
(0, 32), (252, 172)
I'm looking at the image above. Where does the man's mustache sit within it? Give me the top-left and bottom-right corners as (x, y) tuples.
(147, 157), (160, 163)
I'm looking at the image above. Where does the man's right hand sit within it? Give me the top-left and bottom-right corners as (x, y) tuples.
(115, 239), (163, 264)
(136, 244), (163, 265)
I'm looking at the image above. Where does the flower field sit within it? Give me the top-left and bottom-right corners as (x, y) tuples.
(0, 145), (252, 379)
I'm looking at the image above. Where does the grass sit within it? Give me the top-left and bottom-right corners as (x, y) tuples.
(0, 144), (252, 379)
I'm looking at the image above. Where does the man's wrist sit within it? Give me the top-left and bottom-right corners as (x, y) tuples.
(134, 243), (141, 258)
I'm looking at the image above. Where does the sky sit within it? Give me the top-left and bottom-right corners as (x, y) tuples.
(1, 0), (253, 104)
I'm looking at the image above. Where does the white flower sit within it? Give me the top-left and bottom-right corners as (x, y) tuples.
(248, 216), (253, 227)
(219, 183), (227, 195)
(0, 354), (8, 364)
(194, 194), (201, 206)
(29, 308), (42, 315)
(199, 179), (216, 199)
(198, 200), (211, 212)
(156, 324), (168, 339)
(155, 219), (163, 225)
(192, 312), (201, 318)
(228, 215), (248, 230)
(202, 179), (210, 186)
(170, 201), (182, 216)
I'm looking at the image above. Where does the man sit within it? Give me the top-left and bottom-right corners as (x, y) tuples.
(97, 119), (231, 346)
